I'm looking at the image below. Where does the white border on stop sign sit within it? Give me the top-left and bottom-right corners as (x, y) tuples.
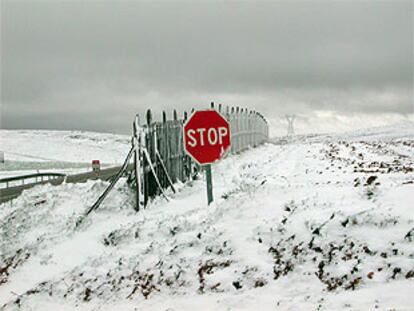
(183, 109), (232, 166)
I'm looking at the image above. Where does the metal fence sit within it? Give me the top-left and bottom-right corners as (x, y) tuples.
(0, 103), (269, 212)
(132, 102), (269, 210)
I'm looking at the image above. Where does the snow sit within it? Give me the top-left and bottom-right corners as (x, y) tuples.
(0, 129), (130, 163)
(1, 123), (413, 310)
(0, 129), (131, 178)
(267, 113), (414, 137)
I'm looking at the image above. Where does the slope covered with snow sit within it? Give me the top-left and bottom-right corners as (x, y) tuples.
(0, 130), (131, 178)
(0, 123), (413, 310)
(0, 130), (130, 164)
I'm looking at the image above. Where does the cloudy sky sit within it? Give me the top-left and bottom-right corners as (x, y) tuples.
(1, 0), (413, 135)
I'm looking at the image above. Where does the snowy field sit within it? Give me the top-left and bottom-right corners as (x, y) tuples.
(0, 123), (413, 310)
(0, 130), (130, 178)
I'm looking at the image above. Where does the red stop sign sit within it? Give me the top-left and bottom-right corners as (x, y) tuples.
(183, 110), (231, 165)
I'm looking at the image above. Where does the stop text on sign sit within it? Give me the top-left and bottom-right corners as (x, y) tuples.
(186, 127), (228, 147)
(183, 110), (231, 165)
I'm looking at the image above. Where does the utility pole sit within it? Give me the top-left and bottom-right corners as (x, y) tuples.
(286, 114), (296, 137)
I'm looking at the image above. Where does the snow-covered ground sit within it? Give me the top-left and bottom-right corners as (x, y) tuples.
(0, 130), (130, 178)
(267, 113), (414, 137)
(0, 123), (413, 310)
(0, 129), (130, 163)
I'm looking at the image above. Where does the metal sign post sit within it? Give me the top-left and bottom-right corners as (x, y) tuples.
(205, 164), (213, 205)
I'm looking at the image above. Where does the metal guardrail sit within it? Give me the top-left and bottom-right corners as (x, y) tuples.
(0, 166), (134, 204)
(0, 172), (66, 188)
(0, 173), (66, 204)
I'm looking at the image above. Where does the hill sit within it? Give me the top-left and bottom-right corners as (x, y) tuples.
(0, 123), (413, 310)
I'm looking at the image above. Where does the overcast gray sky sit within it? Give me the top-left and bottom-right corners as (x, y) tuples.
(1, 0), (413, 134)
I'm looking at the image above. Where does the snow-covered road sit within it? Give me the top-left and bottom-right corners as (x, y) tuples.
(1, 124), (413, 310)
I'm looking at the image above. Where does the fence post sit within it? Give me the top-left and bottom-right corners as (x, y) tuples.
(162, 110), (169, 188)
(144, 109), (153, 206)
(236, 107), (240, 153)
(254, 111), (258, 147)
(241, 108), (245, 151)
(133, 114), (142, 211)
(183, 111), (192, 181)
(168, 110), (174, 183)
(248, 110), (251, 147)
(251, 111), (254, 145)
(153, 119), (162, 189)
(230, 107), (235, 154)
(244, 110), (247, 149)
(158, 112), (164, 188)
(173, 109), (183, 182)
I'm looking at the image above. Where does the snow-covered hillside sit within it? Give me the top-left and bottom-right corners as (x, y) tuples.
(0, 130), (130, 163)
(0, 123), (413, 310)
(0, 130), (131, 177)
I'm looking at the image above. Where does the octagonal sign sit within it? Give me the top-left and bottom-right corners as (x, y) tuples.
(183, 110), (231, 165)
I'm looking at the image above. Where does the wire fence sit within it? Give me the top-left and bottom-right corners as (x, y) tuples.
(132, 102), (269, 209)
